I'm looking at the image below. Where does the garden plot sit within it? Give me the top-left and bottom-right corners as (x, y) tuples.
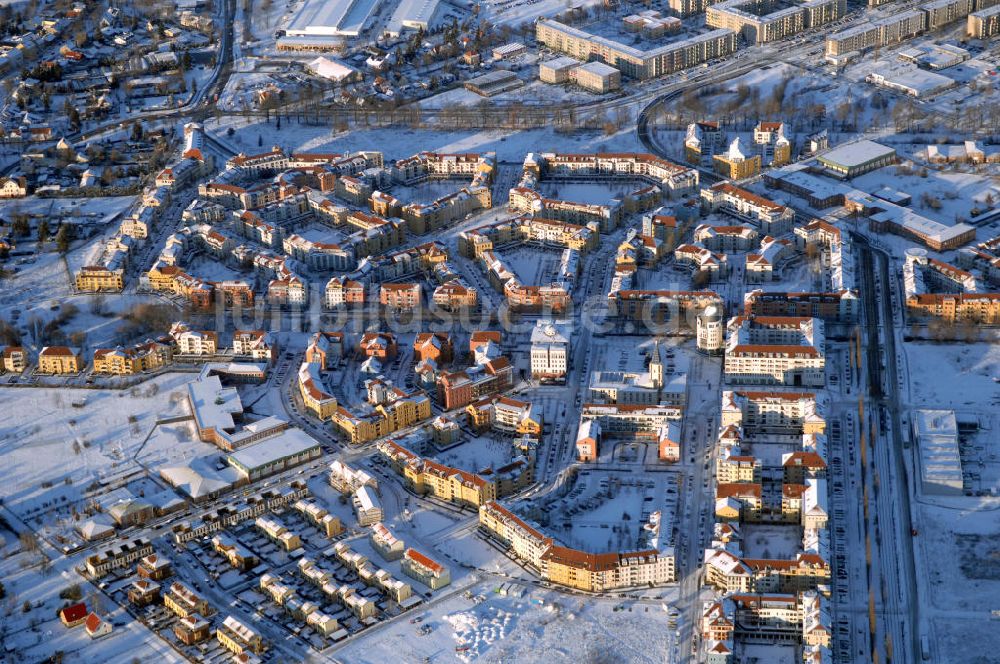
(433, 432), (524, 474)
(535, 470), (676, 554)
(536, 181), (645, 206)
(497, 246), (564, 286)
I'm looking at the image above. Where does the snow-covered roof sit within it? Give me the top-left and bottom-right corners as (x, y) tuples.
(306, 56), (356, 81)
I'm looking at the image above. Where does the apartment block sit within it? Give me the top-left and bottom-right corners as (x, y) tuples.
(720, 390), (826, 434)
(92, 341), (173, 375)
(536, 19), (737, 81)
(75, 265), (124, 292)
(37, 346), (82, 374)
(401, 548), (451, 589)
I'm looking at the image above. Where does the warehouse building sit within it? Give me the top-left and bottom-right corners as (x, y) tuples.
(912, 410), (964, 495)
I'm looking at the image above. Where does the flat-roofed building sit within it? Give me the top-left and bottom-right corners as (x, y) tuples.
(816, 140), (896, 179)
(536, 19), (737, 81)
(969, 4), (1000, 36)
(569, 61), (621, 93)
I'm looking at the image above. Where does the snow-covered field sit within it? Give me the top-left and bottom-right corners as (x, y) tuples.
(333, 581), (677, 664)
(903, 341), (1000, 409)
(916, 503), (1000, 664)
(0, 375), (192, 522)
(206, 118), (644, 162)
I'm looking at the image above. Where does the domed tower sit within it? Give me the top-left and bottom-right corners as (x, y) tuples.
(696, 306), (724, 355)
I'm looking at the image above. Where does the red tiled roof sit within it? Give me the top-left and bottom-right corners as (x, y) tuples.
(60, 603), (88, 624)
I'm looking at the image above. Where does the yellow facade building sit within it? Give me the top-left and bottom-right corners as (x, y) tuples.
(37, 346), (82, 374)
(75, 266), (124, 292)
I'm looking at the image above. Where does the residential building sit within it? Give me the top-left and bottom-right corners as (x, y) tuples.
(37, 346), (82, 374)
(217, 616), (265, 656)
(401, 548), (451, 589)
(530, 319), (570, 383)
(713, 139), (761, 180)
(536, 20), (737, 81)
(127, 579), (160, 608)
(174, 615), (212, 645)
(75, 265), (124, 292)
(92, 341), (173, 375)
(164, 582), (212, 618)
(1, 346), (27, 373)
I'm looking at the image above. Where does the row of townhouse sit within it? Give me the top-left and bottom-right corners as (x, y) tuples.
(256, 515), (302, 551)
(297, 556), (376, 619)
(164, 580), (214, 620)
(217, 615), (266, 657)
(479, 501), (675, 592)
(259, 572), (342, 637)
(85, 538), (154, 577)
(168, 481), (309, 539)
(212, 533), (259, 571)
(330, 541), (417, 597)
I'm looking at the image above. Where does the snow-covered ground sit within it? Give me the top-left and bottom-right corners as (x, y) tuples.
(333, 581), (678, 663)
(0, 375), (193, 531)
(903, 341), (1000, 409)
(916, 503), (1000, 664)
(206, 118), (644, 162)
